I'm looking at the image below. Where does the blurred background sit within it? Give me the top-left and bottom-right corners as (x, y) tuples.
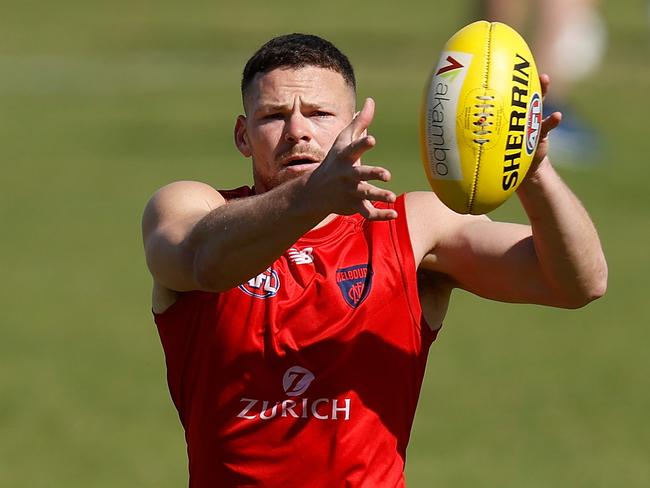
(1, 0), (648, 486)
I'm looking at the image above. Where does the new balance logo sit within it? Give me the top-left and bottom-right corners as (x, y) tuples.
(287, 247), (314, 265)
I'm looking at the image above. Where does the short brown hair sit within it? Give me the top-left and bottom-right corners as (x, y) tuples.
(241, 33), (356, 99)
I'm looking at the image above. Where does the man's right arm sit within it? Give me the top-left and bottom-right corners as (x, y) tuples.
(142, 98), (396, 293)
(142, 177), (323, 293)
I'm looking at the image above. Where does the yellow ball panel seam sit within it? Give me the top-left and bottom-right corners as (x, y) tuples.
(468, 21), (494, 214)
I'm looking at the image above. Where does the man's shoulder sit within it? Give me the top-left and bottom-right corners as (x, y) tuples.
(143, 181), (256, 215)
(141, 180), (227, 267)
(142, 181), (231, 312)
(143, 181), (226, 226)
(403, 190), (488, 225)
(403, 191), (452, 222)
(148, 180), (225, 204)
(402, 190), (489, 267)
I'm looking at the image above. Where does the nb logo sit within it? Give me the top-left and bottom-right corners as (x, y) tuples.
(282, 366), (315, 397)
(238, 268), (280, 298)
(287, 247), (314, 265)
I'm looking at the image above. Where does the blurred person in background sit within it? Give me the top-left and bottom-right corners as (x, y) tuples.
(479, 0), (607, 167)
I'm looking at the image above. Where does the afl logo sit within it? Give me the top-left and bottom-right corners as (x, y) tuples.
(282, 366), (315, 397)
(525, 92), (542, 156)
(336, 264), (373, 308)
(238, 267), (280, 298)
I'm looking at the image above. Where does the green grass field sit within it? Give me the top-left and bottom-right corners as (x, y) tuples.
(1, 1), (649, 486)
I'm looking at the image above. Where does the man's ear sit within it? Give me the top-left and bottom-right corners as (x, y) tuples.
(234, 115), (252, 157)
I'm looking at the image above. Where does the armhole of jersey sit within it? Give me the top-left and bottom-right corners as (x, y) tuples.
(153, 290), (206, 326)
(388, 195), (437, 342)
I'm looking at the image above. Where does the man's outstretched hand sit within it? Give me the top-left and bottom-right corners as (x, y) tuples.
(306, 98), (398, 221)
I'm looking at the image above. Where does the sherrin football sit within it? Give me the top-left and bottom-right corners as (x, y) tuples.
(420, 21), (543, 214)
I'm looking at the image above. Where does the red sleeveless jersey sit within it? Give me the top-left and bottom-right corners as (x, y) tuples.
(153, 188), (438, 487)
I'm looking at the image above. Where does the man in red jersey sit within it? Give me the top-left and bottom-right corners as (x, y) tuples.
(142, 34), (607, 487)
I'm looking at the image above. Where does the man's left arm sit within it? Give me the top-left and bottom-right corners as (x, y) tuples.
(514, 155), (607, 307)
(415, 160), (607, 309)
(411, 75), (607, 308)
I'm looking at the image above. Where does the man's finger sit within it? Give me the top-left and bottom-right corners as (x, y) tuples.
(540, 73), (550, 99)
(331, 98), (375, 150)
(353, 165), (392, 183)
(358, 200), (398, 221)
(354, 182), (396, 203)
(339, 134), (376, 164)
(541, 111), (562, 139)
(369, 208), (399, 221)
(350, 98), (375, 140)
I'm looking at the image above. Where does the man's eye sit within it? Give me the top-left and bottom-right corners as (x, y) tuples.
(264, 113), (284, 120)
(313, 111), (332, 117)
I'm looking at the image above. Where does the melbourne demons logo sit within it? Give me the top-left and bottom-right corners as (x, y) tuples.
(238, 267), (280, 298)
(336, 264), (373, 308)
(526, 92), (542, 155)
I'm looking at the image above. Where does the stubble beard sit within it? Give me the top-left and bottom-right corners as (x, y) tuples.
(253, 145), (327, 194)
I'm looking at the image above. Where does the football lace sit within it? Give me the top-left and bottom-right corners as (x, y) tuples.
(473, 95), (495, 144)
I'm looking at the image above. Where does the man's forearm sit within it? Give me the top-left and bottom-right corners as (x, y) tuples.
(517, 157), (607, 307)
(189, 174), (324, 292)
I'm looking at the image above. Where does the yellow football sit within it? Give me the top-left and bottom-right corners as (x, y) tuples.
(420, 21), (543, 214)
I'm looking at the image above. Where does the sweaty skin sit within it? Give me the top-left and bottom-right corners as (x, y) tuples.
(143, 68), (607, 325)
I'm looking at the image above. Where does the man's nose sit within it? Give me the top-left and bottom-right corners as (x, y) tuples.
(284, 113), (312, 143)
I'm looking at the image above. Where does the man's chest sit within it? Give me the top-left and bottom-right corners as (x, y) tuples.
(207, 237), (417, 365)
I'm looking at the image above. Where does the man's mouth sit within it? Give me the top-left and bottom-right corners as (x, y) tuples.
(282, 155), (320, 167)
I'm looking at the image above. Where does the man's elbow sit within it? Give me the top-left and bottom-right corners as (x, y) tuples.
(561, 264), (608, 309)
(590, 265), (609, 302)
(191, 244), (227, 292)
(193, 256), (230, 293)
(564, 284), (606, 309)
